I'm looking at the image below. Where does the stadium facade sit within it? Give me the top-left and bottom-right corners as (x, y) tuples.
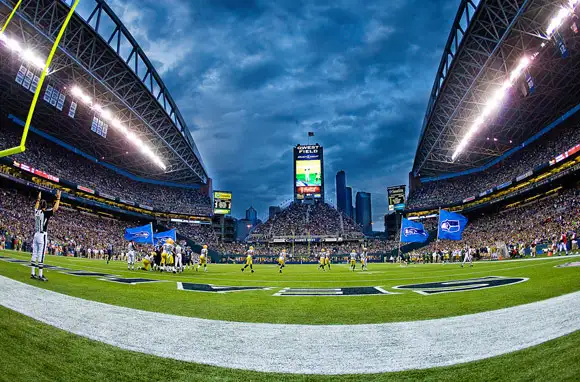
(406, 0), (580, 225)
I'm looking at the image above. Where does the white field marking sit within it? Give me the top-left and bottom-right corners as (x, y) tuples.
(0, 275), (578, 375)
(1, 253), (576, 284)
(40, 258), (573, 284)
(392, 276), (530, 296)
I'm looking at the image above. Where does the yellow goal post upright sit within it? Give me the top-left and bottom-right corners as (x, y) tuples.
(0, 0), (80, 158)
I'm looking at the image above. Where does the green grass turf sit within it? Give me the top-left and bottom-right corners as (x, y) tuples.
(0, 305), (578, 382)
(1, 250), (579, 324)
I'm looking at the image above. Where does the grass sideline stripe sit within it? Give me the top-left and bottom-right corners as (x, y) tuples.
(0, 275), (578, 375)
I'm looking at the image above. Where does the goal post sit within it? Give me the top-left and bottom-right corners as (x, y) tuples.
(0, 0), (80, 158)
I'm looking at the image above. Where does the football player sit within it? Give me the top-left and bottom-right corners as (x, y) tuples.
(324, 250), (331, 271)
(197, 244), (208, 272)
(141, 253), (152, 271)
(183, 246), (192, 270)
(461, 246), (474, 268)
(318, 248), (327, 271)
(174, 242), (183, 273)
(360, 247), (368, 271)
(127, 241), (136, 270)
(278, 248), (286, 273)
(349, 250), (357, 271)
(161, 238), (174, 272)
(241, 246), (255, 273)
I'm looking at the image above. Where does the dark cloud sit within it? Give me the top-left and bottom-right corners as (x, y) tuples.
(110, 0), (460, 226)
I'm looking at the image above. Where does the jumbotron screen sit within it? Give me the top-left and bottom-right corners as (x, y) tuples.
(213, 191), (232, 215)
(294, 144), (324, 200)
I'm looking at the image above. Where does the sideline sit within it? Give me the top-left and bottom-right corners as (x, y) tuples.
(0, 275), (578, 375)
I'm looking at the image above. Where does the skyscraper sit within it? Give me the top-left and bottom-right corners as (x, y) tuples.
(335, 170), (346, 213)
(355, 192), (372, 234)
(246, 206), (257, 226)
(345, 186), (353, 218)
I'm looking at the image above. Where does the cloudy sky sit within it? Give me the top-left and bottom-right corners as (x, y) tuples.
(80, 0), (459, 229)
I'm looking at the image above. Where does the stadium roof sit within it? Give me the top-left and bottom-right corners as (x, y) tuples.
(0, 0), (208, 185)
(412, 0), (580, 178)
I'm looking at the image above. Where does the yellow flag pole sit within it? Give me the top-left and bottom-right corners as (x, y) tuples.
(1, 0), (22, 33)
(0, 0), (80, 158)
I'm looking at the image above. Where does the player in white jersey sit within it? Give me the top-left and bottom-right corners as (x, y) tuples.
(318, 248), (327, 271)
(360, 247), (368, 271)
(197, 245), (208, 272)
(461, 246), (474, 268)
(349, 250), (357, 271)
(173, 243), (183, 273)
(127, 241), (136, 270)
(241, 246), (254, 273)
(31, 191), (61, 281)
(278, 249), (286, 273)
(161, 239), (174, 272)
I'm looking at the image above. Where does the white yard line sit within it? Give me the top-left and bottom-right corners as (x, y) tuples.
(0, 275), (578, 375)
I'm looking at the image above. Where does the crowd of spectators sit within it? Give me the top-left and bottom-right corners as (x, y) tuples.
(412, 185), (579, 258)
(0, 125), (211, 215)
(166, 222), (219, 246)
(0, 187), (133, 256)
(408, 121), (580, 209)
(251, 202), (364, 239)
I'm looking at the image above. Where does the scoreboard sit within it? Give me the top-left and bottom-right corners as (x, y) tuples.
(213, 191), (232, 215)
(387, 185), (406, 212)
(294, 144), (324, 201)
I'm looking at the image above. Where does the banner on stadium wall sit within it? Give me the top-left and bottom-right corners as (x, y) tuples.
(140, 204), (154, 211)
(497, 181), (512, 190)
(119, 198), (136, 206)
(462, 196), (475, 203)
(479, 189), (493, 198)
(77, 185), (95, 194)
(550, 143), (580, 165)
(516, 171), (533, 182)
(13, 161), (59, 183)
(99, 192), (116, 201)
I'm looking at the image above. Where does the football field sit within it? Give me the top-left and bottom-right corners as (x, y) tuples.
(0, 250), (579, 380)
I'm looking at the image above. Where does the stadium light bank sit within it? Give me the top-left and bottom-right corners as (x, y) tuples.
(69, 86), (166, 171)
(451, 0), (579, 162)
(0, 32), (167, 171)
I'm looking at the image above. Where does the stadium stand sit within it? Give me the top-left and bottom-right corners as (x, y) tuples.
(0, 124), (211, 215)
(408, 117), (580, 210)
(251, 202), (364, 240)
(0, 186), (134, 256)
(410, 184), (579, 260)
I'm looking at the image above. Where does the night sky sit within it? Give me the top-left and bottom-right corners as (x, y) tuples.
(77, 0), (460, 229)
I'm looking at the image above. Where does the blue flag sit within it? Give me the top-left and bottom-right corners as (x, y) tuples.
(438, 209), (468, 241)
(124, 223), (154, 244)
(154, 229), (176, 245)
(400, 218), (429, 243)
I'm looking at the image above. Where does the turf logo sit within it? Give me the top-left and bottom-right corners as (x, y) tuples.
(178, 282), (272, 293)
(555, 262), (580, 268)
(274, 286), (395, 296)
(393, 276), (528, 295)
